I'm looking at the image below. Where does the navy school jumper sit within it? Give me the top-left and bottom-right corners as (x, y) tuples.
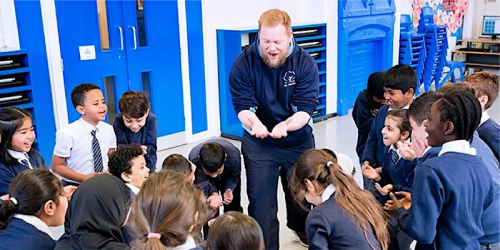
(189, 139), (241, 198)
(477, 118), (500, 161)
(113, 112), (158, 171)
(396, 152), (495, 249)
(0, 218), (55, 250)
(306, 194), (382, 250)
(0, 150), (46, 195)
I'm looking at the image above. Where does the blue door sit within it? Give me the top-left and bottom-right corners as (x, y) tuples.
(56, 0), (184, 137)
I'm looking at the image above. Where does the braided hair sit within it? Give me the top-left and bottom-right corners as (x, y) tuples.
(436, 90), (481, 142)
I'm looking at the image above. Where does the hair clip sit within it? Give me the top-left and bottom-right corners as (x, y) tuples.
(9, 197), (18, 205)
(325, 161), (334, 167)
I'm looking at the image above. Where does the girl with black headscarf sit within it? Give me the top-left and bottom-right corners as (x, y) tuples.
(55, 174), (131, 250)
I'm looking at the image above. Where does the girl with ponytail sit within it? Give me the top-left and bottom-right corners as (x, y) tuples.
(128, 171), (207, 250)
(289, 149), (389, 250)
(0, 169), (68, 250)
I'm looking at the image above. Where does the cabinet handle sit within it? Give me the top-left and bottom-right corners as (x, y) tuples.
(117, 26), (124, 51)
(129, 26), (138, 50)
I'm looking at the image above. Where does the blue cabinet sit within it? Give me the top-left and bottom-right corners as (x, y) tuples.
(339, 0), (395, 18)
(337, 0), (395, 116)
(217, 24), (327, 139)
(0, 50), (56, 161)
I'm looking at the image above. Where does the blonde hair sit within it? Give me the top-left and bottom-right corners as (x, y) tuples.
(289, 149), (389, 250)
(258, 8), (292, 32)
(465, 71), (499, 109)
(130, 171), (207, 250)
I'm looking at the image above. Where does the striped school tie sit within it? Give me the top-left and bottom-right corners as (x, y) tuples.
(391, 149), (399, 165)
(91, 130), (104, 172)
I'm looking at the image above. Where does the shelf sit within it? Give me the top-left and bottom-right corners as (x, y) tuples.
(0, 67), (29, 76)
(316, 104), (326, 110)
(12, 102), (34, 109)
(452, 50), (500, 56)
(0, 85), (31, 94)
(319, 70), (326, 75)
(318, 93), (326, 98)
(305, 47), (326, 53)
(295, 35), (327, 42)
(319, 81), (326, 87)
(465, 62), (500, 68)
(315, 58), (326, 64)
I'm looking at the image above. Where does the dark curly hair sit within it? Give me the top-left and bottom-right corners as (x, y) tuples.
(108, 144), (144, 179)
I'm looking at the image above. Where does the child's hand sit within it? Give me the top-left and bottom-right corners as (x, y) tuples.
(63, 185), (77, 201)
(397, 141), (417, 161)
(84, 172), (101, 181)
(362, 162), (381, 181)
(375, 183), (393, 196)
(0, 194), (9, 201)
(222, 189), (233, 205)
(370, 109), (379, 117)
(140, 145), (148, 155)
(394, 191), (412, 210)
(383, 192), (403, 216)
(207, 193), (223, 209)
(411, 139), (427, 158)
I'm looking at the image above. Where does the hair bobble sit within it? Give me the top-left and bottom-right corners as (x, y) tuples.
(9, 197), (18, 205)
(325, 161), (334, 168)
(147, 232), (161, 239)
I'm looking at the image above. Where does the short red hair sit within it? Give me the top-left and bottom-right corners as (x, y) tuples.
(258, 9), (292, 33)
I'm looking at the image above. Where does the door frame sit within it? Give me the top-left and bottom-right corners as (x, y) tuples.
(39, 0), (204, 150)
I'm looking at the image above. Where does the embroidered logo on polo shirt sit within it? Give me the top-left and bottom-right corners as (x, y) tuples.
(283, 71), (296, 87)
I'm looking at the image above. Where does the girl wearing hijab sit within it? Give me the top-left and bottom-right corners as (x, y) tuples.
(55, 174), (130, 250)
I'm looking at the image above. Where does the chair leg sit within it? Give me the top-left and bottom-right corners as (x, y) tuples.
(459, 65), (465, 82)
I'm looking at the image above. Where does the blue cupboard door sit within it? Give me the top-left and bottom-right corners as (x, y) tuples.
(55, 0), (129, 123)
(121, 0), (185, 137)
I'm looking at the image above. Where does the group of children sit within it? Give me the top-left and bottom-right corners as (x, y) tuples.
(0, 82), (262, 249)
(0, 65), (498, 250)
(354, 66), (500, 249)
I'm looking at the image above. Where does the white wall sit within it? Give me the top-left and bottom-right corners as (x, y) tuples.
(0, 0), (20, 50)
(470, 0), (500, 38)
(201, 0), (338, 137)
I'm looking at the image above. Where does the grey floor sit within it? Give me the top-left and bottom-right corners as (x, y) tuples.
(51, 96), (499, 249)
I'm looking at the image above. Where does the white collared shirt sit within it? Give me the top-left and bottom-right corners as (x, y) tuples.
(7, 150), (32, 169)
(54, 118), (116, 183)
(125, 183), (140, 195)
(480, 111), (490, 126)
(438, 140), (477, 156)
(388, 105), (410, 112)
(321, 184), (336, 203)
(388, 144), (402, 161)
(14, 214), (55, 240)
(171, 236), (196, 250)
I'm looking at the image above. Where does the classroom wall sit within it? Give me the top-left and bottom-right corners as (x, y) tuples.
(0, 0), (20, 50)
(1, 0), (419, 148)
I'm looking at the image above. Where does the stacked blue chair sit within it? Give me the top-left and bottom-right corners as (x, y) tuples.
(419, 7), (448, 92)
(418, 6), (465, 91)
(399, 14), (426, 94)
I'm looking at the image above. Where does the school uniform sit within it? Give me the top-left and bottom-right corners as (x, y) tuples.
(0, 149), (46, 195)
(352, 90), (375, 161)
(189, 139), (242, 212)
(0, 215), (56, 250)
(416, 147), (441, 165)
(229, 39), (318, 250)
(55, 174), (130, 250)
(396, 140), (495, 249)
(53, 118), (116, 185)
(306, 184), (382, 250)
(477, 112), (500, 161)
(113, 112), (158, 171)
(361, 105), (390, 168)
